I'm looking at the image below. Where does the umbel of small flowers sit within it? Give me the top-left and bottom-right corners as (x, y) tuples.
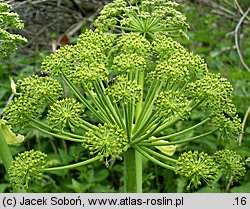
(0, 0), (27, 58)
(3, 0), (245, 192)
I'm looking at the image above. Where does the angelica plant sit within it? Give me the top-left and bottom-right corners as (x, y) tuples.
(2, 0), (246, 192)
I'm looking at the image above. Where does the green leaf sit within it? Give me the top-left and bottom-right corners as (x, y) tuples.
(0, 183), (9, 192)
(94, 169), (109, 182)
(0, 119), (24, 144)
(196, 186), (221, 193)
(155, 140), (177, 156)
(71, 178), (87, 192)
(231, 182), (250, 193)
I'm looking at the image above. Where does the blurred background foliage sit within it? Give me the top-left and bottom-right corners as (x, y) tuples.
(0, 0), (249, 193)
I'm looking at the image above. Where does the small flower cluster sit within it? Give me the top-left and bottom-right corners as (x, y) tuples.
(214, 150), (246, 182)
(8, 150), (48, 192)
(154, 90), (189, 118)
(110, 32), (150, 82)
(82, 123), (128, 166)
(3, 76), (62, 130)
(211, 110), (242, 141)
(147, 36), (208, 90)
(105, 76), (142, 104)
(114, 32), (151, 55)
(47, 98), (85, 132)
(152, 34), (185, 60)
(77, 29), (116, 52)
(186, 73), (242, 139)
(42, 30), (115, 88)
(94, 0), (189, 38)
(175, 151), (217, 190)
(112, 53), (146, 73)
(0, 1), (27, 58)
(186, 73), (233, 107)
(17, 75), (63, 105)
(176, 150), (246, 190)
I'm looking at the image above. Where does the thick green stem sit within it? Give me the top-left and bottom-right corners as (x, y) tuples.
(124, 148), (142, 192)
(124, 70), (144, 193)
(133, 80), (161, 134)
(0, 126), (13, 172)
(29, 117), (92, 138)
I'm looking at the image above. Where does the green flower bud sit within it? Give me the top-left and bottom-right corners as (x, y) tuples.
(114, 32), (151, 56)
(42, 30), (113, 87)
(186, 73), (233, 107)
(17, 75), (63, 105)
(3, 96), (43, 130)
(112, 53), (146, 73)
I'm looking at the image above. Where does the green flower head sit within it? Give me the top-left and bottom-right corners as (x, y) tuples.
(175, 151), (217, 190)
(105, 75), (142, 104)
(8, 150), (48, 192)
(3, 76), (63, 130)
(82, 123), (128, 166)
(154, 90), (189, 118)
(214, 150), (246, 182)
(47, 98), (85, 132)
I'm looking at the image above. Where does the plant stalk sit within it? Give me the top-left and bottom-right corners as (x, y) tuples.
(124, 70), (144, 193)
(124, 147), (142, 192)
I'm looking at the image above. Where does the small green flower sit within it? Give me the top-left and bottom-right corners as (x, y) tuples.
(114, 32), (151, 56)
(77, 29), (116, 52)
(105, 75), (142, 104)
(186, 73), (233, 107)
(8, 150), (48, 192)
(3, 95), (43, 130)
(73, 62), (108, 88)
(47, 98), (85, 132)
(147, 47), (208, 87)
(42, 30), (113, 87)
(175, 151), (217, 190)
(41, 45), (76, 76)
(154, 90), (189, 118)
(211, 110), (242, 141)
(152, 35), (185, 60)
(112, 53), (146, 73)
(82, 123), (128, 166)
(214, 150), (246, 182)
(17, 75), (63, 105)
